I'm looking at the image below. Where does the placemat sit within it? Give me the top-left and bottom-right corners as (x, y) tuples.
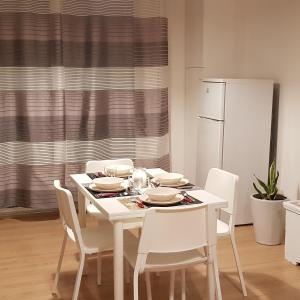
(119, 192), (202, 210)
(87, 172), (107, 180)
(83, 183), (139, 199)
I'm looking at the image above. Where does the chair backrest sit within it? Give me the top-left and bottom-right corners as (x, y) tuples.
(136, 205), (208, 271)
(204, 168), (239, 222)
(54, 180), (84, 250)
(85, 158), (134, 173)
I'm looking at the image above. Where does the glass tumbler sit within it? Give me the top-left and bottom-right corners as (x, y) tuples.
(132, 168), (147, 191)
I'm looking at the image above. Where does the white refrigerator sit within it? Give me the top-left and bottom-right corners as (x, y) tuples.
(196, 78), (274, 225)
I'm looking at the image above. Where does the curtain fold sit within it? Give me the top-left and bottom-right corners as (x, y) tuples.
(0, 0), (169, 209)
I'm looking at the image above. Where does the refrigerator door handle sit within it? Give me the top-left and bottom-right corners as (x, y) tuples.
(197, 116), (224, 122)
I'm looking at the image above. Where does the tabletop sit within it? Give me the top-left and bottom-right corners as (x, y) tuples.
(70, 168), (227, 222)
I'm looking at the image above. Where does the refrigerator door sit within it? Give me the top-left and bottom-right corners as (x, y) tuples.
(198, 81), (226, 120)
(196, 117), (224, 187)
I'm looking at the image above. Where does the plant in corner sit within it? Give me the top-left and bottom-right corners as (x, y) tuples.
(251, 161), (287, 245)
(253, 161), (285, 200)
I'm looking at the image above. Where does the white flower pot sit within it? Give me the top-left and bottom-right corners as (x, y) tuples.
(251, 194), (286, 245)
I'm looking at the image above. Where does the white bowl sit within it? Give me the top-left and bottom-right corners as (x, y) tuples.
(92, 177), (123, 190)
(105, 164), (133, 176)
(155, 173), (184, 185)
(145, 187), (179, 202)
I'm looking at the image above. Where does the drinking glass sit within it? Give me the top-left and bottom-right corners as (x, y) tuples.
(132, 168), (147, 191)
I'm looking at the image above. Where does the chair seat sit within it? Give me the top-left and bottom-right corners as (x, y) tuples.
(124, 231), (207, 271)
(72, 226), (114, 255)
(87, 204), (107, 220)
(217, 219), (230, 236)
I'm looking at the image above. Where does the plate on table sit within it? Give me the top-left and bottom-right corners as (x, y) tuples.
(154, 172), (184, 185)
(93, 177), (124, 190)
(153, 178), (190, 188)
(145, 187), (179, 201)
(140, 194), (184, 206)
(116, 172), (133, 178)
(89, 183), (126, 193)
(104, 164), (133, 177)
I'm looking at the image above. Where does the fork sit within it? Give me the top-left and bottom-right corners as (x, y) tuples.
(180, 191), (195, 203)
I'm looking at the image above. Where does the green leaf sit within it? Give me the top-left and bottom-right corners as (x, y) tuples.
(269, 161), (276, 184)
(253, 182), (264, 196)
(254, 175), (269, 194)
(270, 187), (278, 199)
(254, 161), (280, 200)
(274, 171), (279, 187)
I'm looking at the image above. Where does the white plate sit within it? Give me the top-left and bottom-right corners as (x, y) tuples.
(89, 183), (126, 193)
(92, 177), (123, 190)
(116, 172), (133, 178)
(140, 194), (184, 206)
(145, 187), (179, 201)
(155, 172), (184, 185)
(105, 164), (133, 176)
(154, 178), (190, 187)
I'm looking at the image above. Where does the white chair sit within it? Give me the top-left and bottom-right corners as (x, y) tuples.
(205, 168), (247, 296)
(52, 180), (113, 300)
(84, 158), (134, 223)
(123, 205), (222, 300)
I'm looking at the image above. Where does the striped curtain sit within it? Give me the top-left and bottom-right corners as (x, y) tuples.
(0, 0), (169, 209)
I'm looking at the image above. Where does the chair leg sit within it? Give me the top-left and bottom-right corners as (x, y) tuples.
(125, 259), (131, 284)
(169, 270), (175, 300)
(181, 269), (186, 300)
(145, 272), (152, 300)
(52, 232), (68, 297)
(83, 256), (88, 276)
(133, 268), (139, 300)
(212, 247), (222, 300)
(230, 233), (247, 296)
(97, 252), (102, 285)
(72, 253), (85, 300)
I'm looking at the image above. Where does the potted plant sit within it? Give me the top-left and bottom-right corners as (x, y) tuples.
(251, 161), (287, 245)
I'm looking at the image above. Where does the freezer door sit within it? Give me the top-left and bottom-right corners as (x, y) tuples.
(196, 117), (224, 187)
(198, 81), (226, 120)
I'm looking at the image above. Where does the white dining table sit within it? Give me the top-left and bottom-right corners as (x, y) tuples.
(71, 168), (227, 300)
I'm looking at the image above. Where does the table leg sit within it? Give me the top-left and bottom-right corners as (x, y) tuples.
(206, 206), (219, 300)
(114, 221), (124, 300)
(77, 191), (86, 228)
(207, 245), (215, 299)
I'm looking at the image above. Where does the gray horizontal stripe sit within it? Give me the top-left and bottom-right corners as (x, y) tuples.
(0, 67), (168, 90)
(0, 112), (168, 143)
(1, 189), (57, 208)
(62, 0), (164, 17)
(62, 0), (135, 16)
(0, 0), (54, 14)
(0, 154), (170, 209)
(0, 89), (168, 117)
(0, 0), (164, 17)
(0, 40), (62, 67)
(0, 40), (167, 67)
(0, 90), (65, 117)
(0, 135), (169, 164)
(61, 41), (168, 68)
(0, 12), (167, 43)
(0, 12), (61, 41)
(61, 15), (167, 43)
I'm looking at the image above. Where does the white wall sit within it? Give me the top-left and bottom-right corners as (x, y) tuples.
(202, 0), (241, 78)
(235, 0), (300, 199)
(186, 0), (300, 199)
(166, 0), (186, 173)
(184, 0), (203, 181)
